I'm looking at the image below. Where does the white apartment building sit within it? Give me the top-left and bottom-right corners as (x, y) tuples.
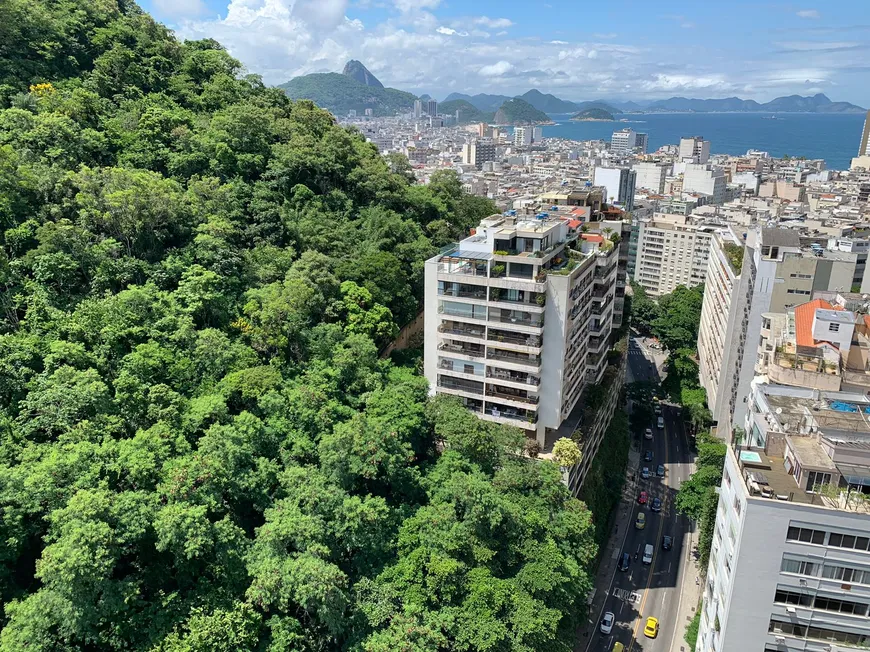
(611, 128), (647, 154)
(533, 126), (543, 142)
(424, 213), (619, 451)
(633, 161), (671, 194)
(632, 214), (715, 296)
(593, 166), (636, 211)
(680, 135), (711, 164)
(699, 385), (870, 652)
(859, 110), (870, 157)
(704, 228), (860, 440)
(414, 99), (422, 118)
(698, 227), (744, 427)
(684, 163), (727, 204)
(514, 126), (532, 147)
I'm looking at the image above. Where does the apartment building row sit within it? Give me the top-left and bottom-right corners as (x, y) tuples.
(423, 209), (624, 492)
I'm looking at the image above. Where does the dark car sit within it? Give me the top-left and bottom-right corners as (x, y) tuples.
(618, 552), (631, 571)
(644, 450), (654, 462)
(656, 464), (665, 477)
(651, 497), (662, 512)
(662, 535), (673, 550)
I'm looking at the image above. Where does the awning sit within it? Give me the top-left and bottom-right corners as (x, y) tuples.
(444, 250), (492, 261)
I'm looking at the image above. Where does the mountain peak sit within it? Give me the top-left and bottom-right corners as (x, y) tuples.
(341, 60), (383, 89)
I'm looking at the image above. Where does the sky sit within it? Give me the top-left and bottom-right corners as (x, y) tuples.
(139, 0), (870, 106)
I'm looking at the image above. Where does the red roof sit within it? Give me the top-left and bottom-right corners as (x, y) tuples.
(581, 234), (604, 243)
(794, 299), (833, 347)
(567, 219), (582, 229)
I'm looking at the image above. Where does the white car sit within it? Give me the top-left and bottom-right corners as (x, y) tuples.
(600, 611), (615, 635)
(641, 466), (651, 480)
(644, 428), (653, 440)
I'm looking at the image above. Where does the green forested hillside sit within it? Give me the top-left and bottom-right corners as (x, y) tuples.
(277, 72), (417, 116)
(493, 98), (550, 125)
(0, 1), (597, 650)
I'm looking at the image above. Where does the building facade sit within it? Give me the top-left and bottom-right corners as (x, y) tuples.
(426, 99), (437, 116)
(514, 126), (532, 147)
(593, 166), (637, 212)
(632, 214), (714, 296)
(679, 136), (711, 164)
(423, 214), (618, 450)
(611, 128), (648, 154)
(462, 141), (496, 170)
(633, 161), (671, 194)
(684, 163), (727, 204)
(860, 109), (870, 157)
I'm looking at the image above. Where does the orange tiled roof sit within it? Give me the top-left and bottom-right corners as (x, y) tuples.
(794, 299), (833, 347)
(581, 233), (604, 243)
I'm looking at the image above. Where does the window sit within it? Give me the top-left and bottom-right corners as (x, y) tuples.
(828, 532), (870, 552)
(813, 596), (869, 616)
(823, 564), (870, 585)
(829, 323), (840, 332)
(781, 557), (820, 577)
(769, 618), (805, 637)
(806, 471), (832, 492)
(786, 526), (826, 545)
(787, 288), (811, 295)
(774, 588), (813, 607)
(733, 495), (742, 517)
(789, 273), (813, 279)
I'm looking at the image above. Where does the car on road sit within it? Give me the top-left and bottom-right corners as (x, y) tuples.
(612, 643), (625, 652)
(654, 404), (662, 415)
(618, 552), (631, 571)
(644, 427), (653, 440)
(644, 450), (654, 462)
(635, 512), (646, 529)
(644, 617), (659, 638)
(656, 464), (665, 477)
(657, 416), (665, 429)
(662, 535), (673, 550)
(642, 543), (654, 564)
(600, 611), (615, 635)
(638, 490), (648, 504)
(651, 497), (662, 512)
(641, 466), (650, 479)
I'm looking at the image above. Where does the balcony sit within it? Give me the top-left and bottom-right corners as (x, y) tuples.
(439, 358), (484, 377)
(438, 261), (488, 277)
(487, 348), (541, 368)
(486, 369), (540, 386)
(438, 323), (485, 339)
(486, 384), (539, 405)
(439, 286), (487, 300)
(438, 342), (484, 358)
(438, 304), (487, 321)
(488, 311), (544, 328)
(487, 328), (541, 348)
(438, 376), (484, 395)
(482, 402), (538, 426)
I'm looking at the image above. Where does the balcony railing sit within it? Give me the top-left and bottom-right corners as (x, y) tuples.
(438, 306), (486, 320)
(438, 342), (484, 358)
(486, 370), (540, 385)
(486, 386), (539, 405)
(439, 288), (487, 300)
(487, 330), (542, 347)
(439, 359), (483, 376)
(438, 324), (485, 339)
(488, 313), (544, 327)
(484, 404), (537, 424)
(438, 377), (484, 395)
(438, 262), (488, 277)
(487, 349), (541, 367)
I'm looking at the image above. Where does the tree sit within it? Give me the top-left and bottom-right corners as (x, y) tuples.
(552, 437), (582, 468)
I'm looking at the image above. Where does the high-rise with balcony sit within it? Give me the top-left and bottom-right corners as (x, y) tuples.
(632, 214), (715, 296)
(611, 128), (647, 154)
(697, 382), (870, 652)
(423, 213), (619, 457)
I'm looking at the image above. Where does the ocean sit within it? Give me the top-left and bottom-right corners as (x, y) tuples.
(540, 112), (866, 171)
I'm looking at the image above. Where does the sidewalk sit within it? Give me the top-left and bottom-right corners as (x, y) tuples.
(576, 445), (641, 651)
(669, 522), (703, 652)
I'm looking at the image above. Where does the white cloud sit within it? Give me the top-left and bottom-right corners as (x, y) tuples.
(797, 9), (821, 19)
(478, 60), (514, 77)
(436, 26), (457, 35)
(394, 0), (440, 12)
(474, 16), (513, 29)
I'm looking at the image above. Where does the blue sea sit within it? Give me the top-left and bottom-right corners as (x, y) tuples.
(540, 112), (866, 171)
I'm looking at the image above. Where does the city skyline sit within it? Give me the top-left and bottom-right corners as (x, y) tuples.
(141, 0), (870, 106)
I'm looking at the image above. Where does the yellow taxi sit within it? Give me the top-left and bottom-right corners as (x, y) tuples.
(612, 643), (625, 652)
(644, 616), (659, 638)
(635, 511), (646, 529)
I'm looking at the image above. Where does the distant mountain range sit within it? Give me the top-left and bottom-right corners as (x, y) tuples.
(444, 90), (865, 115)
(278, 61), (866, 118)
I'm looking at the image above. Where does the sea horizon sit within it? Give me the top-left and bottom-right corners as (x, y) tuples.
(538, 111), (865, 171)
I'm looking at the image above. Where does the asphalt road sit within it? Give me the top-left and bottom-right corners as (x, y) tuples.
(590, 337), (695, 652)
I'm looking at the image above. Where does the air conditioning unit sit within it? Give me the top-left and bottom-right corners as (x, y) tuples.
(775, 635), (786, 642)
(786, 606), (797, 614)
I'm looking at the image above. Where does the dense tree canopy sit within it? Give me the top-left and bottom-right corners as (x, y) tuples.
(0, 1), (591, 650)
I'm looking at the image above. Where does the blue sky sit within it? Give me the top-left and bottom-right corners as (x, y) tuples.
(139, 0), (870, 106)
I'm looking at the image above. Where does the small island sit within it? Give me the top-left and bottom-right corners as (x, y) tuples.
(570, 107), (616, 121)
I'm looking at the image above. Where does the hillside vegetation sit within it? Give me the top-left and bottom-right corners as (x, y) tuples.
(278, 72), (417, 116)
(493, 98), (551, 125)
(0, 1), (598, 650)
(438, 99), (494, 124)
